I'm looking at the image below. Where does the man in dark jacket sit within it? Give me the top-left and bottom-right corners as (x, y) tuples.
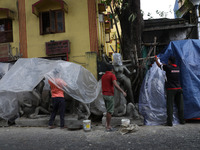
(155, 56), (185, 126)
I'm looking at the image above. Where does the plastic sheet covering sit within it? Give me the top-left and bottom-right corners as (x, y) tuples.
(139, 61), (179, 125)
(113, 53), (122, 66)
(0, 62), (12, 79)
(158, 39), (200, 119)
(90, 80), (106, 116)
(0, 58), (101, 120)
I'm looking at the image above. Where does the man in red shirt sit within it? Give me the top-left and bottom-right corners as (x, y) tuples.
(48, 70), (67, 129)
(102, 65), (127, 131)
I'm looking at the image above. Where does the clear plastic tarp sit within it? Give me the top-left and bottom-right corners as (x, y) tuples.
(0, 62), (12, 79)
(139, 61), (179, 125)
(0, 58), (101, 120)
(113, 53), (123, 66)
(90, 80), (106, 116)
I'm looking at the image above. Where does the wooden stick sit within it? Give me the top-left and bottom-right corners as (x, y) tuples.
(110, 56), (155, 64)
(153, 37), (157, 56)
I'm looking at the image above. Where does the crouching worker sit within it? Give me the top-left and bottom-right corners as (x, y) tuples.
(48, 70), (67, 129)
(101, 65), (127, 132)
(155, 56), (185, 126)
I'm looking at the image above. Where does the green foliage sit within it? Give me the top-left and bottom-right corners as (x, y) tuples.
(128, 13), (136, 22)
(101, 0), (136, 22)
(147, 12), (153, 19)
(156, 10), (168, 18)
(101, 0), (123, 6)
(175, 11), (182, 18)
(101, 0), (115, 5)
(122, 2), (129, 10)
(175, 0), (194, 18)
(184, 0), (193, 6)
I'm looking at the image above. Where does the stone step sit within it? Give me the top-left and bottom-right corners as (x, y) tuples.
(15, 115), (83, 129)
(0, 119), (9, 127)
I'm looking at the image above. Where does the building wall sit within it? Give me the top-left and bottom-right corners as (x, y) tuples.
(105, 5), (121, 57)
(26, 0), (91, 64)
(0, 0), (99, 79)
(96, 1), (121, 58)
(0, 0), (20, 57)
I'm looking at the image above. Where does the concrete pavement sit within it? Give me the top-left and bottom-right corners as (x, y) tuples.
(0, 121), (199, 150)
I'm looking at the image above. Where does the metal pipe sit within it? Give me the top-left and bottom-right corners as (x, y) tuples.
(195, 5), (200, 39)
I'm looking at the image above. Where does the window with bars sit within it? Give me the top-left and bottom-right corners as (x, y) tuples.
(39, 9), (65, 35)
(0, 18), (13, 43)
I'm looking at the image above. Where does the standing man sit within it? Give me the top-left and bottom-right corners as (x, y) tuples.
(102, 65), (127, 131)
(48, 70), (67, 129)
(155, 56), (185, 126)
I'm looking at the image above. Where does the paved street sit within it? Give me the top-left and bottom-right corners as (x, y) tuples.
(0, 121), (199, 150)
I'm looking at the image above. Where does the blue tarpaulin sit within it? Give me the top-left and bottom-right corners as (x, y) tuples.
(139, 39), (200, 124)
(159, 39), (200, 119)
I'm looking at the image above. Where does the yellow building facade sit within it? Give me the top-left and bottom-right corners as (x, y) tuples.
(97, 1), (121, 59)
(0, 0), (114, 79)
(0, 2), (20, 59)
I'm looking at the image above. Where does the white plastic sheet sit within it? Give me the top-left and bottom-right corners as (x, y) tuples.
(90, 80), (106, 116)
(0, 62), (12, 79)
(113, 53), (123, 66)
(139, 61), (179, 125)
(0, 58), (101, 120)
